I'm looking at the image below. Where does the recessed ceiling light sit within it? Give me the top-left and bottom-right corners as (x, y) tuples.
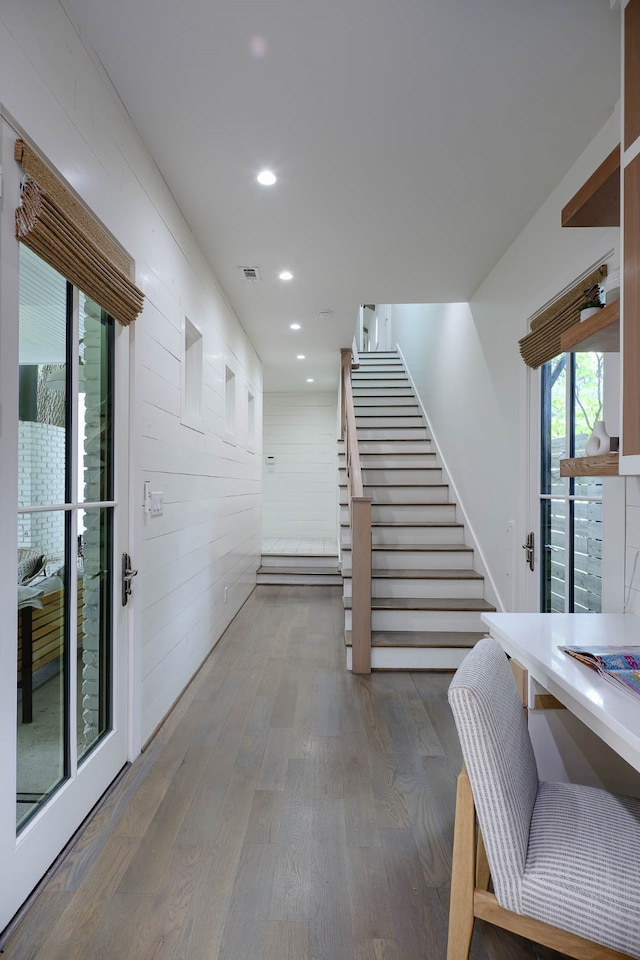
(290, 323), (301, 330)
(306, 378), (314, 383)
(279, 271), (293, 281)
(257, 170), (276, 186)
(296, 354), (306, 360)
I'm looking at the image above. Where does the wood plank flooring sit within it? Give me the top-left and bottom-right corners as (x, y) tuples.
(3, 586), (569, 960)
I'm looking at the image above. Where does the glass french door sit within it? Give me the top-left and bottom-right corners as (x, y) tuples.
(0, 119), (130, 930)
(17, 245), (119, 828)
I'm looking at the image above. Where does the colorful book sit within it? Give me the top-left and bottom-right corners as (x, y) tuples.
(561, 646), (640, 699)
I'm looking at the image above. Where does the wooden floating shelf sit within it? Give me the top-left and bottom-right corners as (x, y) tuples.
(561, 145), (620, 228)
(560, 299), (620, 353)
(559, 452), (619, 477)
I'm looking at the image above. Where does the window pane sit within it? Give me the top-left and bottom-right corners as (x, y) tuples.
(574, 353), (604, 458)
(78, 506), (113, 761)
(573, 499), (602, 613)
(541, 357), (566, 496)
(17, 510), (68, 828)
(78, 295), (114, 505)
(573, 474), (603, 499)
(541, 498), (566, 612)
(18, 246), (68, 507)
(541, 350), (605, 615)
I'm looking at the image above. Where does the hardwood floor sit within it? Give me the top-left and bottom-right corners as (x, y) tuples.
(3, 586), (569, 960)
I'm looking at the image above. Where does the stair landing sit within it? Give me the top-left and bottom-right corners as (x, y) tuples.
(258, 552), (342, 586)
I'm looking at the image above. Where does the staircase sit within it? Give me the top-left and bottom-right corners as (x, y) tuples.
(340, 350), (495, 669)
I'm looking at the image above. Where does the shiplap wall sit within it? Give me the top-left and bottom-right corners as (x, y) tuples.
(0, 0), (262, 746)
(263, 392), (339, 542)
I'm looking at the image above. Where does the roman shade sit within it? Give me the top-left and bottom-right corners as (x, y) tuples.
(14, 139), (144, 327)
(518, 264), (607, 368)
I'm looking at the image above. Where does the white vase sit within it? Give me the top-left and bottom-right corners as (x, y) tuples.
(580, 307), (601, 322)
(585, 420), (610, 457)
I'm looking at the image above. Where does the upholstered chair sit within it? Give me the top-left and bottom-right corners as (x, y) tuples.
(447, 637), (640, 960)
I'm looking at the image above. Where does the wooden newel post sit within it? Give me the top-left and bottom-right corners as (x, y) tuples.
(340, 348), (351, 442)
(351, 496), (372, 674)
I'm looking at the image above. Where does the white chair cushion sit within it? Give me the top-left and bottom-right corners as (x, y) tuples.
(448, 638), (539, 912)
(522, 780), (640, 958)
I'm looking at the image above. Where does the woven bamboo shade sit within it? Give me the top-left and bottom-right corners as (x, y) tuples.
(519, 264), (607, 368)
(14, 139), (144, 327)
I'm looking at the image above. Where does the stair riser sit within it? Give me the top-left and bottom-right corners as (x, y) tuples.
(373, 529), (465, 546)
(357, 352), (401, 358)
(364, 469), (442, 484)
(344, 609), (488, 632)
(352, 381), (411, 391)
(258, 573), (343, 586)
(352, 371), (410, 381)
(353, 396), (416, 407)
(354, 364), (405, 373)
(340, 484), (449, 504)
(341, 549), (473, 570)
(355, 407), (421, 417)
(340, 521), (464, 555)
(346, 647), (470, 670)
(356, 428), (428, 441)
(354, 440), (434, 454)
(343, 579), (484, 599)
(340, 503), (457, 523)
(356, 416), (425, 430)
(351, 388), (415, 397)
(340, 454), (438, 468)
(260, 555), (339, 569)
(364, 487), (449, 504)
(340, 469), (443, 485)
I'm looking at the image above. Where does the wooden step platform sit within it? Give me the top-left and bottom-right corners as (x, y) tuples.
(258, 553), (341, 586)
(257, 565), (342, 586)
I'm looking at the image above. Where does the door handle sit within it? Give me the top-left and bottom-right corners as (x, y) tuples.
(121, 552), (138, 606)
(522, 532), (535, 572)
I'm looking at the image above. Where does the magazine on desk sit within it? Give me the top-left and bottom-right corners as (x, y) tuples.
(560, 646), (640, 699)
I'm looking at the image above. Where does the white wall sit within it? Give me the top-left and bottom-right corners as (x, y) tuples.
(263, 392), (338, 544)
(625, 479), (640, 613)
(0, 0), (263, 748)
(392, 109), (621, 611)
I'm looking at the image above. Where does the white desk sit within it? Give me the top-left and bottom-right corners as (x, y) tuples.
(482, 613), (640, 780)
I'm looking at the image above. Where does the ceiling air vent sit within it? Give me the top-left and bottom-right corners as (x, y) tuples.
(239, 266), (261, 282)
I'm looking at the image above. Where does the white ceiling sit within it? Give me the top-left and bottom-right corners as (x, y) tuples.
(64, 0), (620, 392)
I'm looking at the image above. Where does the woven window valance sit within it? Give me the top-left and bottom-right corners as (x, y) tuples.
(518, 264), (608, 369)
(14, 139), (144, 327)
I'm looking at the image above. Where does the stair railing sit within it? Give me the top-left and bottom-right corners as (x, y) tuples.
(341, 346), (371, 674)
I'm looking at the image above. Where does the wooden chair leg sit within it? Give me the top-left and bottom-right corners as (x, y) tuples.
(475, 828), (490, 892)
(447, 767), (476, 960)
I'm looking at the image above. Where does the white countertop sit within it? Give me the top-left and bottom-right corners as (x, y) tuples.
(482, 613), (640, 774)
